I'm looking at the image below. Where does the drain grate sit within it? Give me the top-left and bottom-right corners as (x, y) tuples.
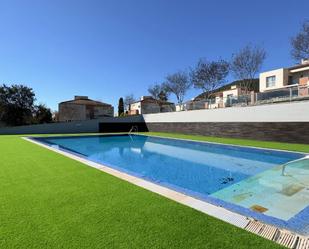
(277, 232), (298, 248)
(296, 237), (309, 249)
(245, 221), (264, 234)
(244, 220), (309, 249)
(259, 225), (279, 241)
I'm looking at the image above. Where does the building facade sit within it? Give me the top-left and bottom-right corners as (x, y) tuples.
(58, 96), (114, 122)
(259, 59), (309, 93)
(129, 96), (175, 115)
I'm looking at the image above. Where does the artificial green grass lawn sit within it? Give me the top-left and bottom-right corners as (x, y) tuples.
(2, 134), (305, 249)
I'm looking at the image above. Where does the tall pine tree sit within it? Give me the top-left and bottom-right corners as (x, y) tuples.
(118, 97), (124, 116)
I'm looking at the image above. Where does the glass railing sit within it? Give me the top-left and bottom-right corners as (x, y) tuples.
(172, 85), (309, 113)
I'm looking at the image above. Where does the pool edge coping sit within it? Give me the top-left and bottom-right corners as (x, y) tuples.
(22, 136), (309, 248)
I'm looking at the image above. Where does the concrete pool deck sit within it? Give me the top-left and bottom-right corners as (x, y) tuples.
(23, 136), (309, 249)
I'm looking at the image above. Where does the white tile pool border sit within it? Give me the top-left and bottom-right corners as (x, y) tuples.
(22, 136), (309, 248)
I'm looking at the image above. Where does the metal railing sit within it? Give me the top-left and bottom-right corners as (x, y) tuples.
(256, 86), (300, 104)
(174, 85), (309, 112)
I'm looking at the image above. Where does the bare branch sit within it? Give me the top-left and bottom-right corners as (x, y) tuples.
(148, 83), (169, 102)
(124, 94), (136, 111)
(291, 20), (309, 61)
(191, 59), (229, 99)
(231, 44), (266, 93)
(165, 71), (191, 105)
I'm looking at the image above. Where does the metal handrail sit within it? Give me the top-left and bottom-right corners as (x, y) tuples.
(281, 155), (309, 176)
(129, 125), (138, 134)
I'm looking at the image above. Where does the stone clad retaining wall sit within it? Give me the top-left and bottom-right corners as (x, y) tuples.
(146, 122), (309, 144)
(142, 101), (309, 143)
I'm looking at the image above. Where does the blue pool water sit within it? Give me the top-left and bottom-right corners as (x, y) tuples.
(35, 134), (309, 234)
(37, 135), (302, 195)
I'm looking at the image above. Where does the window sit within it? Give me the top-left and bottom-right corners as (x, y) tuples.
(266, 75), (276, 88)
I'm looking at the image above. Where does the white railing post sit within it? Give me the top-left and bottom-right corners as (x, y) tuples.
(289, 87), (292, 101)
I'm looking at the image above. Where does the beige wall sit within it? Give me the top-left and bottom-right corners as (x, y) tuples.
(59, 103), (86, 122)
(141, 102), (160, 114)
(59, 103), (113, 122)
(259, 68), (289, 92)
(290, 69), (309, 85)
(130, 102), (141, 114)
(160, 103), (176, 112)
(222, 88), (240, 98)
(93, 106), (114, 117)
(260, 67), (309, 92)
(130, 101), (175, 114)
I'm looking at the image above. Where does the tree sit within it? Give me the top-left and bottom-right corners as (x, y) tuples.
(148, 83), (170, 111)
(165, 71), (191, 105)
(231, 45), (266, 93)
(291, 20), (309, 61)
(118, 97), (124, 116)
(191, 59), (229, 99)
(148, 83), (169, 102)
(32, 104), (53, 124)
(0, 84), (36, 126)
(124, 94), (136, 111)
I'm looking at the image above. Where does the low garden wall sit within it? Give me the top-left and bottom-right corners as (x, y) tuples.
(0, 116), (143, 135)
(143, 101), (309, 143)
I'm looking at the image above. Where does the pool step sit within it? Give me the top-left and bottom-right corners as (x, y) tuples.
(244, 220), (309, 249)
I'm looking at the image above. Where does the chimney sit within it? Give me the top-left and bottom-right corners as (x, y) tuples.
(74, 96), (88, 100)
(141, 96), (152, 101)
(301, 59), (309, 65)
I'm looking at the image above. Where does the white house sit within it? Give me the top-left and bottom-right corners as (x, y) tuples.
(259, 59), (309, 93)
(129, 96), (175, 115)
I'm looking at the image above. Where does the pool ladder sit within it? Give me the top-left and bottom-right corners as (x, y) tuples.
(129, 125), (138, 134)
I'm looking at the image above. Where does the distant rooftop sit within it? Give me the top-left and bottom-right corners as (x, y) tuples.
(194, 79), (259, 101)
(131, 96), (174, 105)
(59, 96), (112, 106)
(288, 59), (309, 71)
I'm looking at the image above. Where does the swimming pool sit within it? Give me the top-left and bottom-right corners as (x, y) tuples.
(34, 134), (309, 234)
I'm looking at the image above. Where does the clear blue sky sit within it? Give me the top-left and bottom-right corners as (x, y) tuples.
(0, 0), (308, 111)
